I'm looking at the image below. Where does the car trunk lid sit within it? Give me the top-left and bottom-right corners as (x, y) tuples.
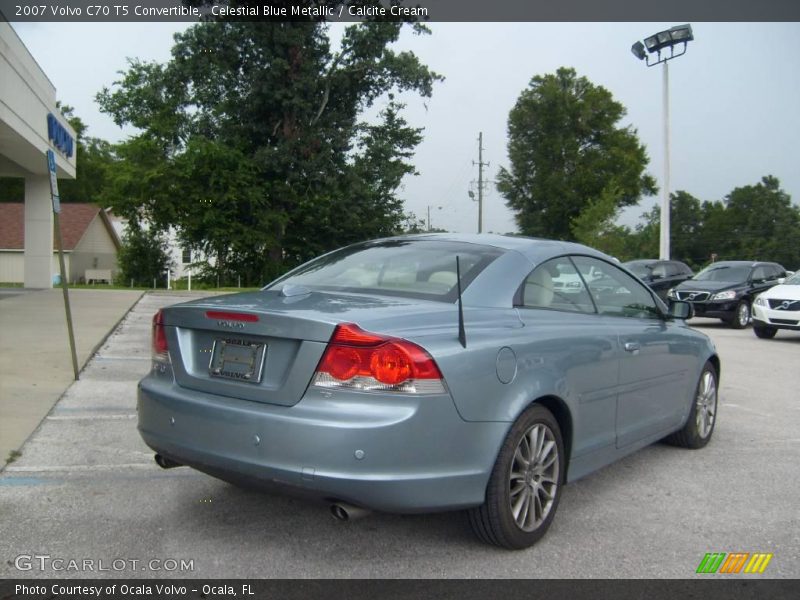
(159, 290), (454, 407)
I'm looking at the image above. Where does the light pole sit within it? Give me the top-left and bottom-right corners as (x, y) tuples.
(427, 205), (442, 231)
(632, 24), (694, 260)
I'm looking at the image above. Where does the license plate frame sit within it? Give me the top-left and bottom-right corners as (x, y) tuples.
(208, 338), (266, 383)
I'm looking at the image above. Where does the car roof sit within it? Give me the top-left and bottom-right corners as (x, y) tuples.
(624, 259), (663, 265)
(704, 261), (769, 268)
(382, 233), (611, 264)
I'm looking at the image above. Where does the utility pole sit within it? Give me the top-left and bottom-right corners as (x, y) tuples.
(473, 132), (489, 233)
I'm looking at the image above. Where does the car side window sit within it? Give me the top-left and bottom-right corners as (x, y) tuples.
(664, 263), (681, 277)
(751, 266), (767, 282)
(572, 256), (661, 320)
(519, 257), (596, 314)
(651, 263), (668, 278)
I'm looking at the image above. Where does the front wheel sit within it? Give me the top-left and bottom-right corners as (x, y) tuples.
(730, 301), (750, 329)
(753, 323), (777, 339)
(665, 362), (718, 449)
(468, 404), (564, 549)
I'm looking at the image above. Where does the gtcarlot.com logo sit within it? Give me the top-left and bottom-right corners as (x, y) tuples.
(696, 552), (773, 574)
(13, 554), (194, 573)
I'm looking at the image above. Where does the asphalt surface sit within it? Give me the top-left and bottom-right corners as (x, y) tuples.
(0, 293), (798, 579)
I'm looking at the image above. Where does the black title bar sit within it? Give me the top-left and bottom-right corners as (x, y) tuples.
(2, 0), (800, 22)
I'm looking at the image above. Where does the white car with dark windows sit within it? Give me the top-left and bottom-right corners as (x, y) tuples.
(752, 271), (800, 338)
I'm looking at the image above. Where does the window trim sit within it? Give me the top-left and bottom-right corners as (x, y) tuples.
(514, 255), (601, 315)
(571, 254), (667, 321)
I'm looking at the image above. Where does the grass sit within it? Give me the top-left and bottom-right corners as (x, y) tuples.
(5, 449), (22, 464)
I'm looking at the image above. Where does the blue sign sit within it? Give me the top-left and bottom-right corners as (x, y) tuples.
(46, 150), (61, 214)
(47, 113), (74, 158)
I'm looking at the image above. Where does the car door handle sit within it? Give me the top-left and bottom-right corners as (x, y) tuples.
(623, 341), (641, 353)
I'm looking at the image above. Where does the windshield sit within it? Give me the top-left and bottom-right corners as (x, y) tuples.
(693, 265), (751, 282)
(267, 240), (504, 302)
(784, 272), (800, 285)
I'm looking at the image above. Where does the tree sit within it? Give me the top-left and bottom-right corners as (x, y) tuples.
(117, 225), (173, 287)
(570, 181), (633, 259)
(630, 177), (800, 269)
(722, 176), (800, 268)
(98, 15), (441, 285)
(633, 191), (705, 266)
(497, 67), (656, 240)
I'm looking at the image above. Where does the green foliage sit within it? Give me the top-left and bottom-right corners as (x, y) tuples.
(719, 176), (800, 267)
(97, 17), (441, 285)
(117, 226), (174, 287)
(497, 67), (656, 240)
(570, 181), (632, 258)
(629, 177), (800, 269)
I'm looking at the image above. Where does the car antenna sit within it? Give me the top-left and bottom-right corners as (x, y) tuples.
(456, 256), (467, 348)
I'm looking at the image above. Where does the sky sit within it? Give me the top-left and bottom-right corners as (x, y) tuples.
(10, 21), (800, 235)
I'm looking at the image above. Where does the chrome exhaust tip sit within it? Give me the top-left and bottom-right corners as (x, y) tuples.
(330, 501), (371, 521)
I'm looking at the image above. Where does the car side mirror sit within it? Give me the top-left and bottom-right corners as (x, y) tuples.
(777, 277), (785, 284)
(668, 300), (693, 320)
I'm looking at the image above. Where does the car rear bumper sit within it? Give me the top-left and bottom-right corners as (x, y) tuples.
(137, 375), (507, 513)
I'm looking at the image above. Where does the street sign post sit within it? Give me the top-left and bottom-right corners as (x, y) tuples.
(47, 150), (79, 380)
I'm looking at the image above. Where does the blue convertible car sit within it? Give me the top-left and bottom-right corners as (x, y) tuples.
(138, 234), (719, 549)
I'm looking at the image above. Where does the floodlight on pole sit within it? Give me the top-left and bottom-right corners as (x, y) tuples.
(631, 24), (694, 261)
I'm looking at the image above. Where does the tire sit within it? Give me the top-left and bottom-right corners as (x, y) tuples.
(468, 404), (564, 549)
(730, 301), (750, 329)
(753, 323), (777, 339)
(665, 362), (718, 449)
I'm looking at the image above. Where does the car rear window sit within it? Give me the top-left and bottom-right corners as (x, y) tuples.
(625, 263), (653, 278)
(267, 240), (504, 302)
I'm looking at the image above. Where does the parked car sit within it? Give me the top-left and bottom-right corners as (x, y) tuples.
(138, 234), (720, 549)
(623, 259), (694, 301)
(668, 261), (787, 328)
(752, 271), (800, 338)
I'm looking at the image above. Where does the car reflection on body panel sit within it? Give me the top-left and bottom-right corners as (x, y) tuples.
(137, 233), (720, 549)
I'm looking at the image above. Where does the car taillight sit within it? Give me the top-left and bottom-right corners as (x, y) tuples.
(312, 323), (445, 394)
(152, 309), (170, 363)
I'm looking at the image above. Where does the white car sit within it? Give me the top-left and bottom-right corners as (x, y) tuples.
(752, 271), (800, 338)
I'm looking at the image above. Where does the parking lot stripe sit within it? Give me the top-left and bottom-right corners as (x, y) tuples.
(5, 464), (154, 472)
(46, 414), (137, 421)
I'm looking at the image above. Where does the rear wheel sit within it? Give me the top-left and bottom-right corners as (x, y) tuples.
(665, 362), (718, 449)
(468, 404), (563, 549)
(753, 323), (777, 339)
(730, 301), (750, 329)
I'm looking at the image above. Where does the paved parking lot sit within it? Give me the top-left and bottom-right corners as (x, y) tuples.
(1, 292), (798, 578)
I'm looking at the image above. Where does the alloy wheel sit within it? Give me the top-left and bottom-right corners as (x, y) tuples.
(695, 369), (717, 439)
(737, 302), (750, 327)
(508, 423), (560, 532)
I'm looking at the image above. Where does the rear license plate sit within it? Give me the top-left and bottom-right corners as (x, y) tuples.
(209, 338), (266, 383)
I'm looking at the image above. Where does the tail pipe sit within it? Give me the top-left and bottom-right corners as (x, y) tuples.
(154, 454), (183, 469)
(330, 501), (371, 522)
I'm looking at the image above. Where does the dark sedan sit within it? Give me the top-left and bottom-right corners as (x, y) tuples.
(624, 259), (694, 301)
(668, 261), (787, 328)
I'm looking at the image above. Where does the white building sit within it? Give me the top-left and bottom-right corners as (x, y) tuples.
(1, 22), (77, 288)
